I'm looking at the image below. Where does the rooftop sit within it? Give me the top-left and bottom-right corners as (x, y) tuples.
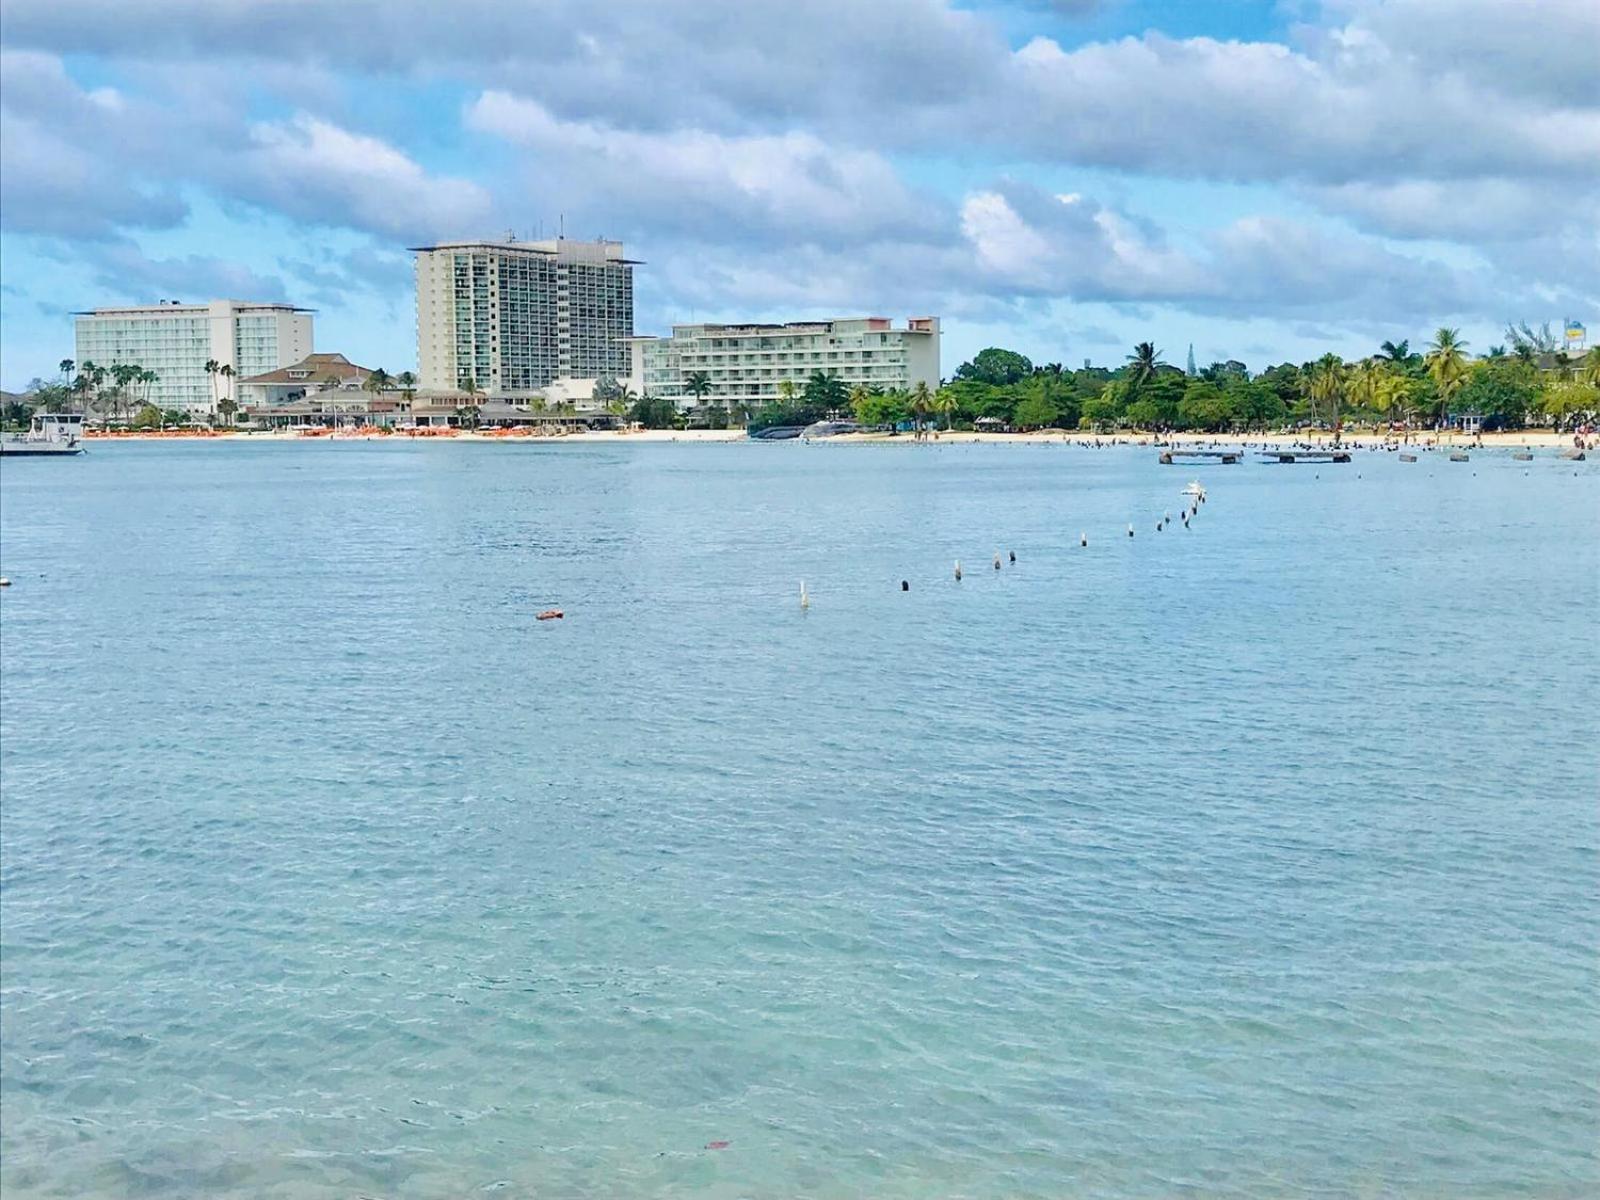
(240, 353), (374, 385)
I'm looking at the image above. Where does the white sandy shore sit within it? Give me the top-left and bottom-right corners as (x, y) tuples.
(83, 427), (1584, 449)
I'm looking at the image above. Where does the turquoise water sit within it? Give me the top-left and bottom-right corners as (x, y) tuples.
(2, 441), (1596, 1198)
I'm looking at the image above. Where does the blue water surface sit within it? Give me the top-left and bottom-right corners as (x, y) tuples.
(2, 440), (1597, 1198)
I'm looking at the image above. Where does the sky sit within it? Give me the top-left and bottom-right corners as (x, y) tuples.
(1, 0), (1596, 390)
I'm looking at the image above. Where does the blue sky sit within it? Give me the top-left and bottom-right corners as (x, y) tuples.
(2, 0), (1596, 390)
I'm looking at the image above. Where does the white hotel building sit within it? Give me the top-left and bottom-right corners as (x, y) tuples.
(412, 237), (636, 395)
(625, 317), (940, 408)
(74, 300), (313, 415)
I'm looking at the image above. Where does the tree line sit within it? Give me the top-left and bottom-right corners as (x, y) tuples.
(599, 324), (1600, 435)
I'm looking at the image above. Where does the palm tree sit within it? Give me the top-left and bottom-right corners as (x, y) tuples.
(396, 371), (417, 406)
(138, 369), (159, 410)
(847, 383), (872, 420)
(363, 368), (392, 420)
(728, 399), (751, 429)
(776, 379), (798, 407)
(1378, 339), (1411, 366)
(1425, 328), (1469, 427)
(1126, 342), (1163, 391)
(1308, 353), (1347, 440)
(112, 363), (141, 424)
(204, 359), (220, 416)
(910, 380), (933, 437)
(934, 386), (958, 431)
(1347, 359), (1386, 419)
(1376, 373), (1413, 427)
(218, 364), (235, 417)
(1582, 346), (1600, 388)
(59, 358), (75, 385)
(684, 370), (712, 409)
(217, 396), (239, 426)
(459, 375), (481, 400)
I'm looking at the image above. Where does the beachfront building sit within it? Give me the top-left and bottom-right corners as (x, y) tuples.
(73, 300), (313, 416)
(412, 237), (637, 396)
(624, 317), (940, 409)
(238, 352), (373, 408)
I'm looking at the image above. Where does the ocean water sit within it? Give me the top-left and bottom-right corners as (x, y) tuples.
(1, 439), (1596, 1199)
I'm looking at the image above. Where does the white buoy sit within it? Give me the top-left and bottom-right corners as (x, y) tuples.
(954, 560), (963, 581)
(799, 581), (809, 610)
(1127, 524), (1134, 538)
(993, 552), (1001, 570)
(0, 577), (10, 587)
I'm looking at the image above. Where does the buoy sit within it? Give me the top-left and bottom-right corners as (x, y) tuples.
(1080, 533), (1087, 547)
(901, 580), (909, 591)
(993, 552), (1001, 570)
(0, 577), (10, 587)
(536, 609), (563, 620)
(954, 561), (962, 581)
(1127, 524), (1134, 538)
(799, 581), (810, 609)
(1009, 550), (1015, 563)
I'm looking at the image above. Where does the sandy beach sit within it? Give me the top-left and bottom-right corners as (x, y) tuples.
(78, 426), (1582, 448)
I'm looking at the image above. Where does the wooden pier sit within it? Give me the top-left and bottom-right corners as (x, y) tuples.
(1159, 450), (1241, 464)
(1258, 450), (1352, 464)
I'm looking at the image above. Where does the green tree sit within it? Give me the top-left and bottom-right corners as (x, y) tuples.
(955, 347), (1033, 385)
(934, 386), (958, 431)
(803, 370), (847, 411)
(1307, 354), (1347, 438)
(1538, 380), (1599, 429)
(396, 370), (417, 404)
(1081, 383), (1123, 431)
(1457, 357), (1540, 428)
(1177, 379), (1234, 431)
(58, 358), (75, 385)
(363, 367), (392, 415)
(217, 396), (239, 426)
(1425, 328), (1470, 426)
(204, 359), (220, 415)
(1125, 342), (1163, 391)
(1581, 346), (1600, 388)
(131, 403), (163, 430)
(1013, 393), (1059, 430)
(909, 381), (933, 433)
(684, 370), (712, 408)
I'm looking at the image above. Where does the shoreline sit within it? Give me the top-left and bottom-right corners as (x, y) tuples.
(71, 427), (1583, 448)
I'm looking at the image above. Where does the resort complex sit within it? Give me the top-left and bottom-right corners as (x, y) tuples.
(625, 317), (941, 408)
(73, 300), (313, 416)
(412, 237), (636, 395)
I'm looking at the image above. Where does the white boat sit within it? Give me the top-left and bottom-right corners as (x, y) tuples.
(1182, 480), (1206, 499)
(0, 413), (85, 456)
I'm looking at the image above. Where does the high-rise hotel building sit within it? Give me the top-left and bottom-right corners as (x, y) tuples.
(626, 317), (940, 408)
(412, 238), (636, 394)
(73, 300), (313, 415)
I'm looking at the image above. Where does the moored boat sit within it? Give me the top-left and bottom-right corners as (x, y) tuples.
(0, 413), (86, 456)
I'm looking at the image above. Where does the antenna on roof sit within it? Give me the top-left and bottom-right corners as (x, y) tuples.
(559, 213), (564, 239)
(506, 228), (516, 243)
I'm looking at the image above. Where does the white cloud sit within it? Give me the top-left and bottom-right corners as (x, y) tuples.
(466, 92), (940, 244)
(239, 114), (491, 240)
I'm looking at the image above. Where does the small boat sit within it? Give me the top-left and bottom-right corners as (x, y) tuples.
(536, 609), (564, 621)
(1, 413), (85, 456)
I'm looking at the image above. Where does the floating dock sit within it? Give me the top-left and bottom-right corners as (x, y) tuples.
(1258, 451), (1352, 464)
(1160, 450), (1241, 464)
